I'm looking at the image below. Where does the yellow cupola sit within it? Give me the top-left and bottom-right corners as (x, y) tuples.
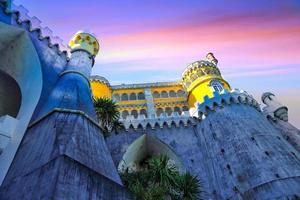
(90, 75), (112, 99)
(69, 31), (100, 57)
(181, 53), (231, 108)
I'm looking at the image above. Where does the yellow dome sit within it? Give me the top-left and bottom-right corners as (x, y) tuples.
(69, 31), (100, 57)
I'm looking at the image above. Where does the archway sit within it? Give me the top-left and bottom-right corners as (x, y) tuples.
(0, 22), (43, 185)
(118, 134), (184, 172)
(0, 69), (22, 118)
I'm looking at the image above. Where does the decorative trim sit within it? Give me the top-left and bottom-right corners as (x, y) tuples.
(59, 70), (91, 87)
(111, 81), (181, 90)
(118, 113), (195, 131)
(154, 101), (188, 107)
(28, 108), (100, 129)
(118, 103), (147, 108)
(182, 60), (217, 78)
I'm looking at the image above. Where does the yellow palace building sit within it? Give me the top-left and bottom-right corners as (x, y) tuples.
(91, 53), (230, 125)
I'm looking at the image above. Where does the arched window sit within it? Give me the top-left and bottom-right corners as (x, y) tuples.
(129, 93), (137, 100)
(165, 107), (172, 116)
(156, 108), (163, 117)
(191, 73), (198, 81)
(169, 90), (177, 97)
(177, 90), (185, 97)
(121, 93), (129, 101)
(161, 91), (168, 98)
(138, 92), (145, 100)
(197, 69), (204, 77)
(112, 94), (120, 102)
(174, 106), (181, 114)
(122, 110), (129, 119)
(140, 109), (147, 118)
(131, 110), (138, 119)
(182, 106), (189, 112)
(153, 91), (160, 99)
(210, 80), (224, 93)
(185, 80), (191, 89)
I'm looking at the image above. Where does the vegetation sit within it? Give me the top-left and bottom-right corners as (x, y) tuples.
(120, 155), (202, 200)
(93, 97), (123, 136)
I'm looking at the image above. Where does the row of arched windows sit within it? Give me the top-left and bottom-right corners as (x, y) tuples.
(120, 106), (189, 120)
(156, 106), (189, 117)
(152, 90), (185, 99)
(182, 67), (221, 89)
(113, 92), (145, 102)
(121, 109), (147, 119)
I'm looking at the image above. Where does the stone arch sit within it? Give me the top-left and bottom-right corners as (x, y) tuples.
(137, 92), (145, 100)
(156, 108), (164, 117)
(177, 90), (185, 97)
(112, 93), (120, 102)
(165, 107), (173, 116)
(118, 134), (184, 172)
(0, 23), (43, 184)
(129, 93), (137, 100)
(122, 110), (129, 119)
(169, 90), (177, 97)
(174, 106), (181, 114)
(182, 106), (189, 112)
(153, 91), (160, 99)
(131, 110), (138, 119)
(140, 109), (147, 118)
(121, 93), (129, 101)
(161, 91), (168, 98)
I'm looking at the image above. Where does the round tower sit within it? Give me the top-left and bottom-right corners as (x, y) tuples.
(185, 55), (300, 199)
(37, 31), (100, 119)
(90, 75), (112, 99)
(181, 53), (230, 108)
(261, 92), (288, 122)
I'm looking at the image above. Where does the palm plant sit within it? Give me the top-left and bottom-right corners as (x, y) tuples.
(148, 155), (177, 189)
(120, 155), (203, 200)
(93, 97), (122, 135)
(173, 172), (201, 200)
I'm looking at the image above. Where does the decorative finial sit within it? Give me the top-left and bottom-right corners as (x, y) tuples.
(206, 52), (218, 66)
(69, 31), (99, 57)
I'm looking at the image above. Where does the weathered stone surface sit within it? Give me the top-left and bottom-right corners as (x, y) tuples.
(107, 104), (300, 199)
(0, 156), (129, 200)
(0, 112), (129, 199)
(269, 119), (300, 152)
(196, 104), (300, 199)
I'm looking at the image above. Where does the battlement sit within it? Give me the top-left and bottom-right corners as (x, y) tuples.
(194, 88), (261, 118)
(119, 111), (194, 131)
(0, 1), (68, 58)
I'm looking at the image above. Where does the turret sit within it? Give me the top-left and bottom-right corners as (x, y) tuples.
(181, 53), (230, 109)
(90, 75), (112, 99)
(183, 55), (300, 199)
(36, 31), (100, 119)
(261, 92), (288, 122)
(0, 30), (129, 199)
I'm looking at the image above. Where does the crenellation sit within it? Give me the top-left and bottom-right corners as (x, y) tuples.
(1, 2), (68, 56)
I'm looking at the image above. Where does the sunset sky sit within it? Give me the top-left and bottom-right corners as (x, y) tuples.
(15, 0), (300, 128)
